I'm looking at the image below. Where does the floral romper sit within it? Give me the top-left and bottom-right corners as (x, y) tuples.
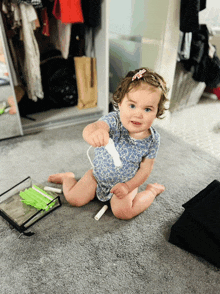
(92, 111), (160, 202)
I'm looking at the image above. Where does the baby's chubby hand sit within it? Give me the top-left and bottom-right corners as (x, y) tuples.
(111, 183), (129, 199)
(88, 129), (109, 147)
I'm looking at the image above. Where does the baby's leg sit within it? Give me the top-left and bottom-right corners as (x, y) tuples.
(111, 183), (165, 220)
(48, 172), (76, 185)
(48, 170), (97, 206)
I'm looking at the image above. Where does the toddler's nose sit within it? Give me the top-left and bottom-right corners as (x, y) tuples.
(134, 109), (143, 118)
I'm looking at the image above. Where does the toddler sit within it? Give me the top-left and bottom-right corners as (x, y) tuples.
(48, 67), (168, 220)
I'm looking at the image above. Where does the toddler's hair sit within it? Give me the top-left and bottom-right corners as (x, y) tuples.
(113, 67), (169, 118)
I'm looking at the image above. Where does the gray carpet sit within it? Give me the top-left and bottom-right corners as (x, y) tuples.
(1, 123), (220, 294)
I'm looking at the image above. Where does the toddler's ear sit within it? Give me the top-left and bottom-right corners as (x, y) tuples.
(118, 99), (123, 108)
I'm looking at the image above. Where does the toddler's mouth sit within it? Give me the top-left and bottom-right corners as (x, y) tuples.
(131, 121), (141, 125)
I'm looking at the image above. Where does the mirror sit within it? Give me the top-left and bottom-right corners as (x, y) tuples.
(0, 12), (23, 140)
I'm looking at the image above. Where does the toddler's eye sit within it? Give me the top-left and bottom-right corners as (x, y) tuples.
(145, 108), (151, 112)
(129, 104), (135, 109)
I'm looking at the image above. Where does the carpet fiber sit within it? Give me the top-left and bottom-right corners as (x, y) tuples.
(0, 123), (220, 294)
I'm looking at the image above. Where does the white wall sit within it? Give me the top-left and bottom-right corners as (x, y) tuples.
(211, 32), (220, 57)
(109, 0), (180, 104)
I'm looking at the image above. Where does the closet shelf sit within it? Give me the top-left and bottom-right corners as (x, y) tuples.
(21, 106), (103, 135)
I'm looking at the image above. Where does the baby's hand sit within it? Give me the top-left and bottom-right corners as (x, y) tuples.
(110, 183), (129, 199)
(89, 129), (109, 147)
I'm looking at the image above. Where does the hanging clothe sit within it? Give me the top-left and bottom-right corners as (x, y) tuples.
(180, 0), (207, 33)
(177, 32), (192, 61)
(50, 0), (84, 59)
(49, 15), (72, 59)
(19, 3), (43, 101)
(81, 0), (101, 28)
(1, 0), (102, 104)
(41, 7), (50, 37)
(16, 0), (42, 8)
(56, 21), (72, 59)
(52, 0), (84, 24)
(181, 25), (220, 88)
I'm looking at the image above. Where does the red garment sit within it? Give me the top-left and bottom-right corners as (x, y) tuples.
(41, 8), (50, 36)
(52, 0), (84, 24)
(205, 87), (220, 100)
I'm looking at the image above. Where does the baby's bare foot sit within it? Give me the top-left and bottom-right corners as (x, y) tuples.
(48, 172), (75, 184)
(145, 183), (165, 197)
(8, 96), (17, 114)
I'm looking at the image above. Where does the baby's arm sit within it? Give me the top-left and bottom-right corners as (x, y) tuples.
(83, 121), (110, 147)
(111, 157), (155, 199)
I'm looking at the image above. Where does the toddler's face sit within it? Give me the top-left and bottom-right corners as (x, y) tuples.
(118, 84), (161, 139)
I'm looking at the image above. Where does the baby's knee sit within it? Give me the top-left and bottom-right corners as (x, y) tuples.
(112, 206), (134, 220)
(65, 192), (84, 207)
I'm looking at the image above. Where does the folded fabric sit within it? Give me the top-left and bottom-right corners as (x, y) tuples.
(169, 180), (220, 267)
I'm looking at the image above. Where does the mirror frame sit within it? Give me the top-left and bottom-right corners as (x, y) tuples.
(0, 11), (23, 139)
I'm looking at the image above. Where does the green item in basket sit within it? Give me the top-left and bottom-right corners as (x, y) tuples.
(19, 185), (55, 211)
(0, 102), (6, 115)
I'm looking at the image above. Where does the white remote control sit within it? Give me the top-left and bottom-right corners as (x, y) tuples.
(105, 138), (123, 168)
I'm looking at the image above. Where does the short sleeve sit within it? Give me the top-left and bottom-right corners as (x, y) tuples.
(146, 130), (160, 159)
(98, 111), (119, 133)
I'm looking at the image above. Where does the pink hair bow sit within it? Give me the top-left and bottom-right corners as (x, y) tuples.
(132, 69), (146, 81)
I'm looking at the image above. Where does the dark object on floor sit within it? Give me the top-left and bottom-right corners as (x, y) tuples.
(169, 180), (220, 268)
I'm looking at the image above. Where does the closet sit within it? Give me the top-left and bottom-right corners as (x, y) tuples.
(0, 0), (109, 140)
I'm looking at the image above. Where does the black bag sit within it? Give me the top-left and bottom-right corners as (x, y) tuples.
(169, 180), (220, 268)
(18, 50), (78, 116)
(40, 52), (78, 108)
